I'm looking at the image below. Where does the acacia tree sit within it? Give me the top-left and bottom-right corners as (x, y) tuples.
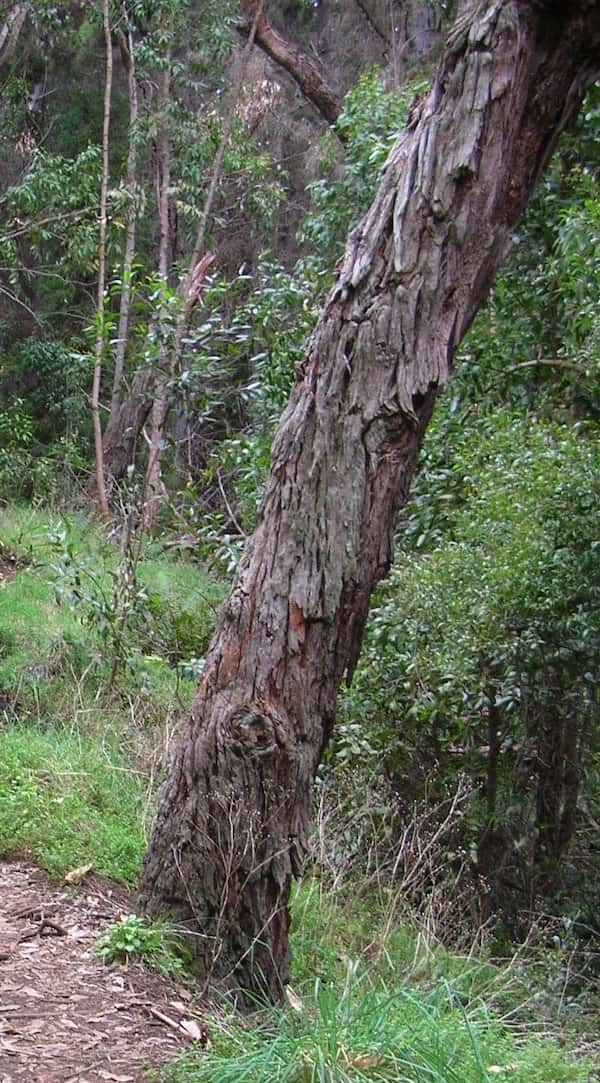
(140, 0), (600, 998)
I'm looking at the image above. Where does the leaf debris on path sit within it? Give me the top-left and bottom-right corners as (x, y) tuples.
(0, 860), (206, 1082)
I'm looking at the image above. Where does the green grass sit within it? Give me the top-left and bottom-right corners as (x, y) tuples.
(0, 722), (147, 880)
(0, 505), (596, 1082)
(0, 505), (226, 714)
(0, 505), (227, 881)
(0, 509), (92, 698)
(159, 968), (593, 1082)
(156, 879), (596, 1082)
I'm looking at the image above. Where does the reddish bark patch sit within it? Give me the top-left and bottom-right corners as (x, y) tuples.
(0, 860), (207, 1082)
(289, 603), (306, 648)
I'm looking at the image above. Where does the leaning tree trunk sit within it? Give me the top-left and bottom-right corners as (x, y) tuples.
(140, 0), (600, 999)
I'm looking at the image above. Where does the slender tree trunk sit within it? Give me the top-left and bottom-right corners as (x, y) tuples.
(109, 23), (139, 430)
(239, 0), (342, 128)
(141, 63), (172, 529)
(557, 715), (582, 858)
(534, 689), (582, 888)
(142, 8), (262, 528)
(90, 0), (113, 518)
(140, 0), (600, 999)
(89, 19), (142, 496)
(101, 367), (153, 485)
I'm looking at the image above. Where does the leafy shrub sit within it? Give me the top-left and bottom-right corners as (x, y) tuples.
(98, 914), (189, 978)
(342, 412), (600, 916)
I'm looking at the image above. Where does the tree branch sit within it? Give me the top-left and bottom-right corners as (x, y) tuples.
(239, 0), (342, 129)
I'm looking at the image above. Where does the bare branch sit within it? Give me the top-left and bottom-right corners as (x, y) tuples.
(239, 0), (342, 129)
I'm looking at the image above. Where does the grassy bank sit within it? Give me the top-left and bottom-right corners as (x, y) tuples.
(0, 506), (596, 1083)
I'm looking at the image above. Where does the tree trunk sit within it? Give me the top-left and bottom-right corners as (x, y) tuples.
(90, 0), (113, 519)
(0, 3), (31, 68)
(140, 0), (600, 999)
(88, 22), (142, 500)
(141, 64), (172, 530)
(143, 12), (260, 528)
(101, 367), (153, 485)
(108, 25), (139, 431)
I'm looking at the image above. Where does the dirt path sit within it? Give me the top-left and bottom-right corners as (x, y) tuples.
(0, 860), (206, 1082)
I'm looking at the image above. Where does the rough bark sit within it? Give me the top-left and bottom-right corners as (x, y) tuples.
(0, 3), (31, 67)
(239, 0), (342, 126)
(101, 367), (153, 485)
(140, 0), (600, 999)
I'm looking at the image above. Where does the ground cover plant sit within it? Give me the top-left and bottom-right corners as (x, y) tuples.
(0, 506), (224, 878)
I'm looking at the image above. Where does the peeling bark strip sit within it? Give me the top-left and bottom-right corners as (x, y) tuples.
(0, 3), (31, 67)
(140, 1), (600, 998)
(239, 0), (341, 126)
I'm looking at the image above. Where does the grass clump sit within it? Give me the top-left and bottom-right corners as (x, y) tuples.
(160, 965), (592, 1082)
(159, 880), (596, 1083)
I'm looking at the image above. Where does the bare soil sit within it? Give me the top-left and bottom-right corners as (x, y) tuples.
(0, 860), (207, 1082)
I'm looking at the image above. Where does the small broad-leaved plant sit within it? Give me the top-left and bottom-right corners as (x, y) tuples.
(97, 913), (190, 979)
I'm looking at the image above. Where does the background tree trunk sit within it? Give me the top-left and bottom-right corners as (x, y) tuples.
(142, 64), (172, 529)
(108, 25), (139, 433)
(101, 367), (153, 485)
(90, 0), (113, 519)
(0, 3), (31, 68)
(140, 0), (600, 999)
(142, 10), (260, 528)
(239, 0), (342, 127)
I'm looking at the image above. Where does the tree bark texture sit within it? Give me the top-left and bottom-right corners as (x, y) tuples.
(101, 367), (152, 485)
(140, 0), (600, 998)
(0, 3), (31, 67)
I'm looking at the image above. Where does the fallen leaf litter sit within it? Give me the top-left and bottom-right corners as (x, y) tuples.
(0, 860), (207, 1082)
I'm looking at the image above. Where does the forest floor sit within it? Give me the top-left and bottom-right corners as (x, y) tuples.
(0, 860), (205, 1082)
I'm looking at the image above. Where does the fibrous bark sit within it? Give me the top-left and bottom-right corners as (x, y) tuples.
(140, 0), (600, 999)
(0, 3), (31, 67)
(101, 367), (153, 485)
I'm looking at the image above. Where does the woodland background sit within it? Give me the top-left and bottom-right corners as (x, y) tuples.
(0, 2), (598, 1080)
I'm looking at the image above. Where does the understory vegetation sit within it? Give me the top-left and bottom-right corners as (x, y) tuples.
(0, 0), (598, 1079)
